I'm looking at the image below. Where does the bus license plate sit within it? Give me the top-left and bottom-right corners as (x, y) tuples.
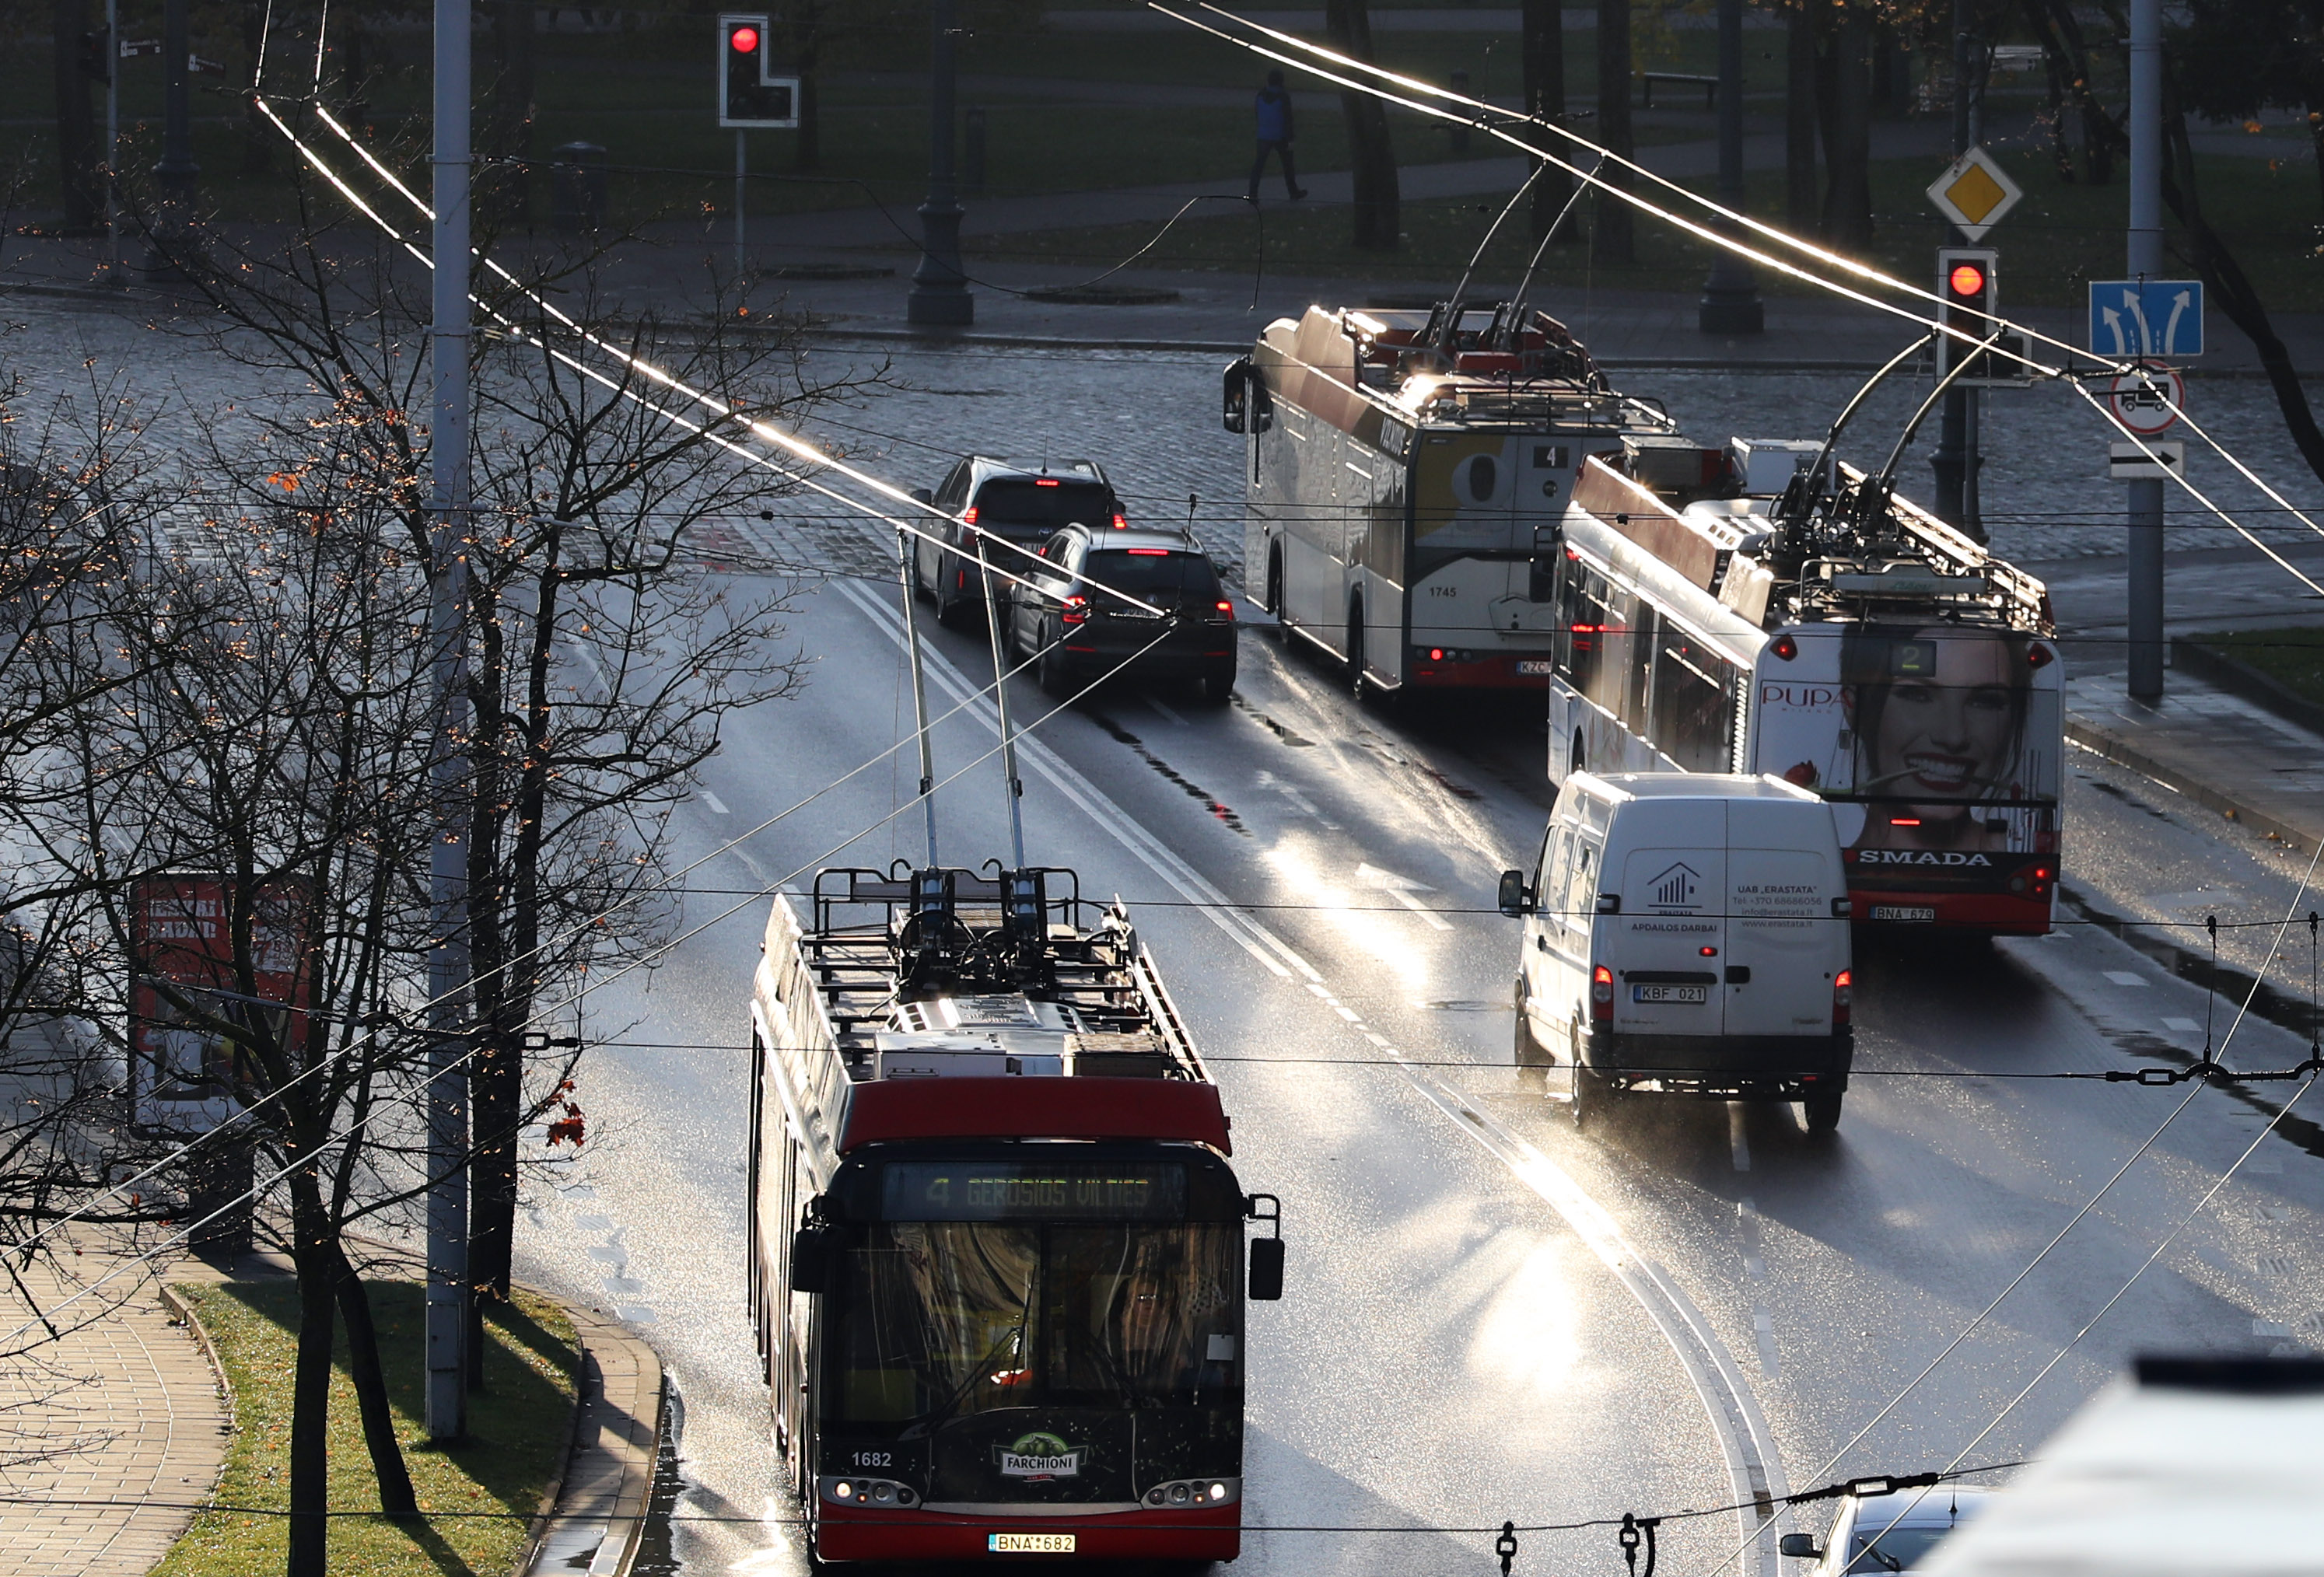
(1633, 984), (1707, 1004)
(1869, 905), (1937, 923)
(990, 1534), (1076, 1554)
(1516, 660), (1556, 675)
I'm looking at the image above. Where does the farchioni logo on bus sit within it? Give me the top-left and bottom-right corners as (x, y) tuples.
(999, 1432), (1084, 1479)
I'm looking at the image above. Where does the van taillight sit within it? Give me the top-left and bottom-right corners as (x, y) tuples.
(1833, 969), (1853, 1027)
(1591, 965), (1614, 1021)
(1212, 600), (1234, 622)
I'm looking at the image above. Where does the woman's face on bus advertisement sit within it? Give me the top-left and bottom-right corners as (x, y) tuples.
(1854, 635), (2018, 840)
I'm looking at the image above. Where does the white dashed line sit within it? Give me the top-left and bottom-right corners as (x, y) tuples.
(700, 789), (730, 814)
(2104, 970), (2150, 987)
(1728, 1105), (1753, 1173)
(2163, 1016), (2201, 1033)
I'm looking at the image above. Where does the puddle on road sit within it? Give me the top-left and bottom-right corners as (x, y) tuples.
(1229, 691), (1317, 747)
(1087, 709), (1250, 835)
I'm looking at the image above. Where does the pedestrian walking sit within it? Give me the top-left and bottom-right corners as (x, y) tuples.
(1248, 69), (1307, 202)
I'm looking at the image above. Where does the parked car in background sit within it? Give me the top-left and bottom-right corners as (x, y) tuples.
(1006, 524), (1237, 704)
(909, 456), (1123, 628)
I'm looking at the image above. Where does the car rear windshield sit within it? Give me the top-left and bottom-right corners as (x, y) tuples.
(974, 479), (1114, 531)
(1081, 550), (1221, 607)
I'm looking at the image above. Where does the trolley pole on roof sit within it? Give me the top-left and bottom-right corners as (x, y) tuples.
(2125, 0), (2165, 700)
(425, 0), (474, 1442)
(978, 538), (1028, 870)
(898, 532), (941, 866)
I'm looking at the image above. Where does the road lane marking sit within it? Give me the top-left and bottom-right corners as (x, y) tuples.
(1729, 1105), (1754, 1173)
(1358, 862), (1454, 932)
(701, 790), (730, 815)
(2104, 970), (2150, 986)
(2163, 1016), (2200, 1032)
(833, 579), (1793, 1575)
(1148, 697), (1188, 726)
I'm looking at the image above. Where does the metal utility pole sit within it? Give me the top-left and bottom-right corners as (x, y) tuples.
(146, 0), (198, 273)
(425, 0), (474, 1443)
(1928, 0), (1983, 537)
(898, 533), (941, 866)
(1696, 0), (1762, 334)
(104, 0), (121, 279)
(2126, 0), (2165, 699)
(906, 0), (973, 327)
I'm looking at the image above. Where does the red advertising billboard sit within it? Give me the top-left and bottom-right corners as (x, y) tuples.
(128, 876), (310, 1132)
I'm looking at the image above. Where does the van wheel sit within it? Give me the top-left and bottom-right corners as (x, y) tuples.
(1802, 1092), (1843, 1134)
(1514, 984), (1549, 1092)
(1568, 1024), (1601, 1128)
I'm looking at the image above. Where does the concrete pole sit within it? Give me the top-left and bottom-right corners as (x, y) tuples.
(425, 0), (473, 1443)
(734, 129), (747, 281)
(907, 0), (972, 326)
(104, 0), (119, 279)
(1929, 0), (1975, 531)
(2126, 0), (2165, 699)
(145, 0), (198, 273)
(1696, 0), (1762, 333)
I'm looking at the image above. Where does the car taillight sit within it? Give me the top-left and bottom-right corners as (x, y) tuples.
(962, 505), (978, 526)
(1211, 600), (1234, 621)
(1035, 477), (1060, 487)
(1833, 969), (1853, 1027)
(1060, 595), (1089, 626)
(1591, 964), (1614, 1022)
(1111, 512), (1127, 530)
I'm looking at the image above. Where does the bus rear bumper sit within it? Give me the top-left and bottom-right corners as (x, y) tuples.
(814, 1501), (1241, 1563)
(1850, 888), (2053, 935)
(1409, 648), (1555, 688)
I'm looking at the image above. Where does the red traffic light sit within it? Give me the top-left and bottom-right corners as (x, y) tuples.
(1948, 261), (1987, 299)
(729, 23), (758, 51)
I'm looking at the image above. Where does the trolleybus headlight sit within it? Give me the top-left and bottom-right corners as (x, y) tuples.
(1147, 1489), (1167, 1506)
(1170, 1484), (1192, 1504)
(1209, 1483), (1229, 1502)
(835, 1481), (854, 1500)
(872, 1484), (894, 1503)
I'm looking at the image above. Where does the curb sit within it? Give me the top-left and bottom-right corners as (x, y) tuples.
(158, 1284), (237, 1437)
(523, 1305), (665, 1577)
(2168, 636), (2324, 737)
(2064, 714), (2320, 857)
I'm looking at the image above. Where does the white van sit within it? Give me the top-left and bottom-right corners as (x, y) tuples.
(1498, 772), (1855, 1131)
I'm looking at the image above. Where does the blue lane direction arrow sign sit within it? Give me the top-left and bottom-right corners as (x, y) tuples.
(2088, 280), (2204, 358)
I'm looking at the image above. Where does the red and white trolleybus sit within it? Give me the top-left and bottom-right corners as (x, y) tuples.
(749, 863), (1283, 1563)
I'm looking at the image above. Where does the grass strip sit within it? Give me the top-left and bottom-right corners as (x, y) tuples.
(156, 1280), (578, 1577)
(2186, 627), (2324, 708)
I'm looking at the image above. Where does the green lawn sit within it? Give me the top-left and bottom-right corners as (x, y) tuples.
(2187, 628), (2324, 707)
(155, 1281), (578, 1577)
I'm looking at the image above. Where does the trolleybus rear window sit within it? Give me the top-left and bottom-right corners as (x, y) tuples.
(880, 1161), (1187, 1221)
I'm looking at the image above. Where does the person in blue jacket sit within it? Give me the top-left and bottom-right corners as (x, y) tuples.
(1248, 69), (1307, 201)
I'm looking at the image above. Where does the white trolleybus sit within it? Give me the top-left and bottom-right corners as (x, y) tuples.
(749, 862), (1284, 1565)
(1225, 300), (1681, 694)
(1543, 433), (2063, 936)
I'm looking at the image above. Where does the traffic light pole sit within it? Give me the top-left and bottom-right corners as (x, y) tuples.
(1927, 0), (1983, 540)
(906, 0), (972, 327)
(2126, 0), (2165, 700)
(735, 130), (747, 279)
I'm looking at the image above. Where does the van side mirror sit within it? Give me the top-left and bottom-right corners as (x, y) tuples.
(1497, 869), (1532, 918)
(1245, 1191), (1283, 1300)
(1248, 1237), (1284, 1301)
(1778, 1535), (1822, 1560)
(908, 487), (934, 506)
(790, 1219), (841, 1296)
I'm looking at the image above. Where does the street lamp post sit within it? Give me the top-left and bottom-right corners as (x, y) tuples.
(146, 0), (198, 274)
(907, 0), (973, 327)
(1696, 0), (1762, 334)
(2125, 0), (2165, 700)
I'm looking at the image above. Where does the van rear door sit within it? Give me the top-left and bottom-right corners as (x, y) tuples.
(1612, 800), (1725, 1034)
(1723, 800), (1841, 1037)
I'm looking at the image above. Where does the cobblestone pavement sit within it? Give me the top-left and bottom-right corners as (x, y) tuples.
(0, 1250), (227, 1577)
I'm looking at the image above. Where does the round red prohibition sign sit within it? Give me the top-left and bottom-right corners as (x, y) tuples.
(2103, 363), (2186, 437)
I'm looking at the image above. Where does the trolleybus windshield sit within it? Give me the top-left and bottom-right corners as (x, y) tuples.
(831, 1217), (1240, 1425)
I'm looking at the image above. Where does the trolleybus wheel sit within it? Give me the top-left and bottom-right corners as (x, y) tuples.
(1265, 547), (1285, 631)
(1346, 605), (1367, 699)
(1802, 1091), (1843, 1134)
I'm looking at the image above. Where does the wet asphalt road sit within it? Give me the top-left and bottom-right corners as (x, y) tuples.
(12, 306), (2324, 1577)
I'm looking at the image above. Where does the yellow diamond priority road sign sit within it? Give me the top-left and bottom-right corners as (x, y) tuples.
(1925, 146), (2023, 243)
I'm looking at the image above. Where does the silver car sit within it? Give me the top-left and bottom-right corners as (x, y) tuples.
(1780, 1488), (1995, 1575)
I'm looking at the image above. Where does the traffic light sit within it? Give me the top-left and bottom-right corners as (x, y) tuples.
(1936, 247), (1998, 377)
(78, 27), (111, 82)
(719, 13), (799, 129)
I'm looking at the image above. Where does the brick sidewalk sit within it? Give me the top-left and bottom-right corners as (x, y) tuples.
(0, 1249), (228, 1577)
